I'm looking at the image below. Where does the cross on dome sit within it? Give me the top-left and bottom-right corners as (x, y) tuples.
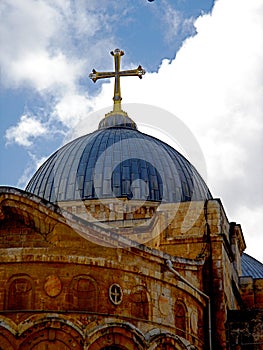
(89, 49), (145, 114)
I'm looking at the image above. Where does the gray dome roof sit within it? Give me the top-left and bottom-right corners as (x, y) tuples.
(26, 114), (212, 204)
(241, 253), (263, 279)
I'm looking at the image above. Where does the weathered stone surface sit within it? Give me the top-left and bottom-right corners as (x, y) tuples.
(0, 188), (262, 350)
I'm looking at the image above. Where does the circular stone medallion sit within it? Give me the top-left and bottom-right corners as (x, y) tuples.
(44, 275), (62, 297)
(109, 283), (123, 305)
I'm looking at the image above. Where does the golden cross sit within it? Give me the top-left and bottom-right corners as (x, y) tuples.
(89, 49), (145, 113)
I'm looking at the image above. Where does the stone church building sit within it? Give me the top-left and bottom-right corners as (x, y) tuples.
(0, 49), (262, 349)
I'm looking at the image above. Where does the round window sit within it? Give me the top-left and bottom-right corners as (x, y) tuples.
(109, 283), (123, 305)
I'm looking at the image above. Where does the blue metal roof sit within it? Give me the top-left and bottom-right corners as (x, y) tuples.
(26, 122), (212, 204)
(241, 253), (263, 279)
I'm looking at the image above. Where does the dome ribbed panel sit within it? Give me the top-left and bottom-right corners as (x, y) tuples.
(26, 127), (212, 203)
(26, 131), (98, 202)
(241, 253), (263, 278)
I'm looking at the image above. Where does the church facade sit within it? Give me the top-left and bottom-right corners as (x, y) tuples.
(0, 49), (262, 350)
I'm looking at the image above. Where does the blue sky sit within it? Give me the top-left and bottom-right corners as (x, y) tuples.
(0, 0), (262, 260)
(0, 0), (214, 187)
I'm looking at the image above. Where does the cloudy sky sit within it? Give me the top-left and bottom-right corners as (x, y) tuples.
(0, 0), (262, 261)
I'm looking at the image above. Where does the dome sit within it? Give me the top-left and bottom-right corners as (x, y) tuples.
(26, 49), (212, 205)
(241, 253), (263, 279)
(26, 113), (212, 204)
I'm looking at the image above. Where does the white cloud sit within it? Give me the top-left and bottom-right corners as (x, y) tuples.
(17, 152), (48, 188)
(79, 0), (263, 259)
(2, 0), (263, 260)
(234, 205), (263, 261)
(10, 51), (83, 91)
(0, 0), (58, 72)
(0, 0), (116, 90)
(154, 0), (196, 44)
(162, 3), (182, 42)
(2, 0), (117, 148)
(5, 115), (47, 147)
(53, 93), (93, 128)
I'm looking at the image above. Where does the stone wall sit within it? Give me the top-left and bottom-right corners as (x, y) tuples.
(1, 188), (261, 350)
(0, 189), (208, 349)
(227, 309), (263, 349)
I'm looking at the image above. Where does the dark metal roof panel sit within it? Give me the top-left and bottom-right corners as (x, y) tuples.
(241, 253), (263, 279)
(26, 127), (212, 203)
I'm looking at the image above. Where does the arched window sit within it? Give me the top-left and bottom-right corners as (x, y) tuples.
(130, 286), (149, 319)
(174, 301), (187, 338)
(68, 275), (98, 311)
(7, 275), (34, 310)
